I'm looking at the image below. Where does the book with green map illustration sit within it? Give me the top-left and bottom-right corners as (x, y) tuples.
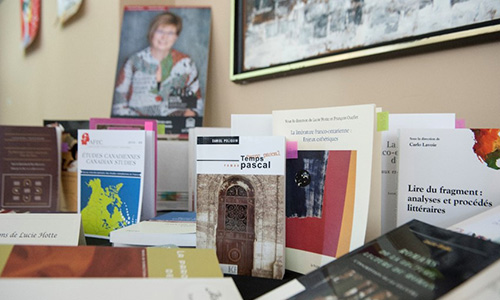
(77, 129), (152, 239)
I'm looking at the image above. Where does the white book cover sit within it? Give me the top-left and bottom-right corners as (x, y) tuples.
(196, 136), (286, 279)
(157, 139), (189, 211)
(77, 129), (147, 239)
(448, 204), (500, 243)
(272, 104), (377, 274)
(381, 113), (456, 234)
(0, 278), (243, 300)
(0, 213), (85, 246)
(110, 220), (196, 248)
(231, 114), (272, 136)
(397, 128), (500, 228)
(187, 127), (231, 211)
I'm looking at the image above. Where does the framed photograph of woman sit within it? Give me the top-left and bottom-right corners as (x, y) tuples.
(111, 6), (211, 135)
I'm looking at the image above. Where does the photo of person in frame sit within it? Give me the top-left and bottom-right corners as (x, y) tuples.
(111, 7), (211, 135)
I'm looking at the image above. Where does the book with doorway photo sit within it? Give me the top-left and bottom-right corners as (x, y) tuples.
(196, 135), (286, 279)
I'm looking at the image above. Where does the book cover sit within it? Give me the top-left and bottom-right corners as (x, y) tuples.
(0, 278), (242, 300)
(286, 150), (357, 261)
(110, 212), (196, 248)
(77, 129), (146, 239)
(258, 220), (500, 300)
(439, 259), (500, 300)
(0, 125), (61, 213)
(44, 120), (89, 212)
(381, 113), (455, 234)
(196, 136), (286, 279)
(110, 221), (195, 248)
(110, 6), (211, 135)
(89, 117), (157, 218)
(187, 127), (231, 211)
(0, 245), (222, 278)
(448, 201), (500, 243)
(0, 213), (85, 246)
(397, 128), (500, 228)
(272, 104), (377, 274)
(157, 139), (189, 211)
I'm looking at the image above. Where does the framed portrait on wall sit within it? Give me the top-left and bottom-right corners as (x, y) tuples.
(230, 0), (500, 83)
(111, 6), (211, 135)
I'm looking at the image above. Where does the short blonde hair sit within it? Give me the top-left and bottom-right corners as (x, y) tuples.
(148, 12), (183, 42)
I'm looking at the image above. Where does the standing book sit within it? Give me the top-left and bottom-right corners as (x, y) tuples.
(0, 125), (61, 212)
(77, 129), (153, 239)
(381, 113), (456, 234)
(272, 104), (378, 274)
(397, 128), (500, 228)
(196, 136), (286, 279)
(44, 120), (89, 212)
(156, 138), (189, 211)
(187, 127), (231, 211)
(89, 117), (157, 217)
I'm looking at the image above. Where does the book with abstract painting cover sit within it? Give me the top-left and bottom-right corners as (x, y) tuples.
(397, 128), (500, 229)
(286, 150), (357, 265)
(196, 136), (286, 279)
(272, 104), (378, 275)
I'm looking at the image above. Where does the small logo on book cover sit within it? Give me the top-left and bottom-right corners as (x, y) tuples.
(81, 132), (90, 145)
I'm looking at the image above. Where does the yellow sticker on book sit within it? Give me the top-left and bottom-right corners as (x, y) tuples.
(377, 111), (389, 132)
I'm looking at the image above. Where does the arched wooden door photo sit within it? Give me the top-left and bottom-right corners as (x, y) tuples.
(216, 176), (255, 276)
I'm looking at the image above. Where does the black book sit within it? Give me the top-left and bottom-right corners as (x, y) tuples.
(260, 219), (500, 300)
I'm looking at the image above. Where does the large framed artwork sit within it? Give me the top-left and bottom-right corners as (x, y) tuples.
(111, 6), (211, 135)
(230, 0), (500, 83)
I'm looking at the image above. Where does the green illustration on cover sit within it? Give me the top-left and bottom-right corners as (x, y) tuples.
(80, 175), (141, 238)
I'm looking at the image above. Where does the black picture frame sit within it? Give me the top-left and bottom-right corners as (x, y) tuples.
(230, 0), (500, 83)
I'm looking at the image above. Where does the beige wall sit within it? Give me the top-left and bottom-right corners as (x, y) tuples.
(1, 0), (500, 128)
